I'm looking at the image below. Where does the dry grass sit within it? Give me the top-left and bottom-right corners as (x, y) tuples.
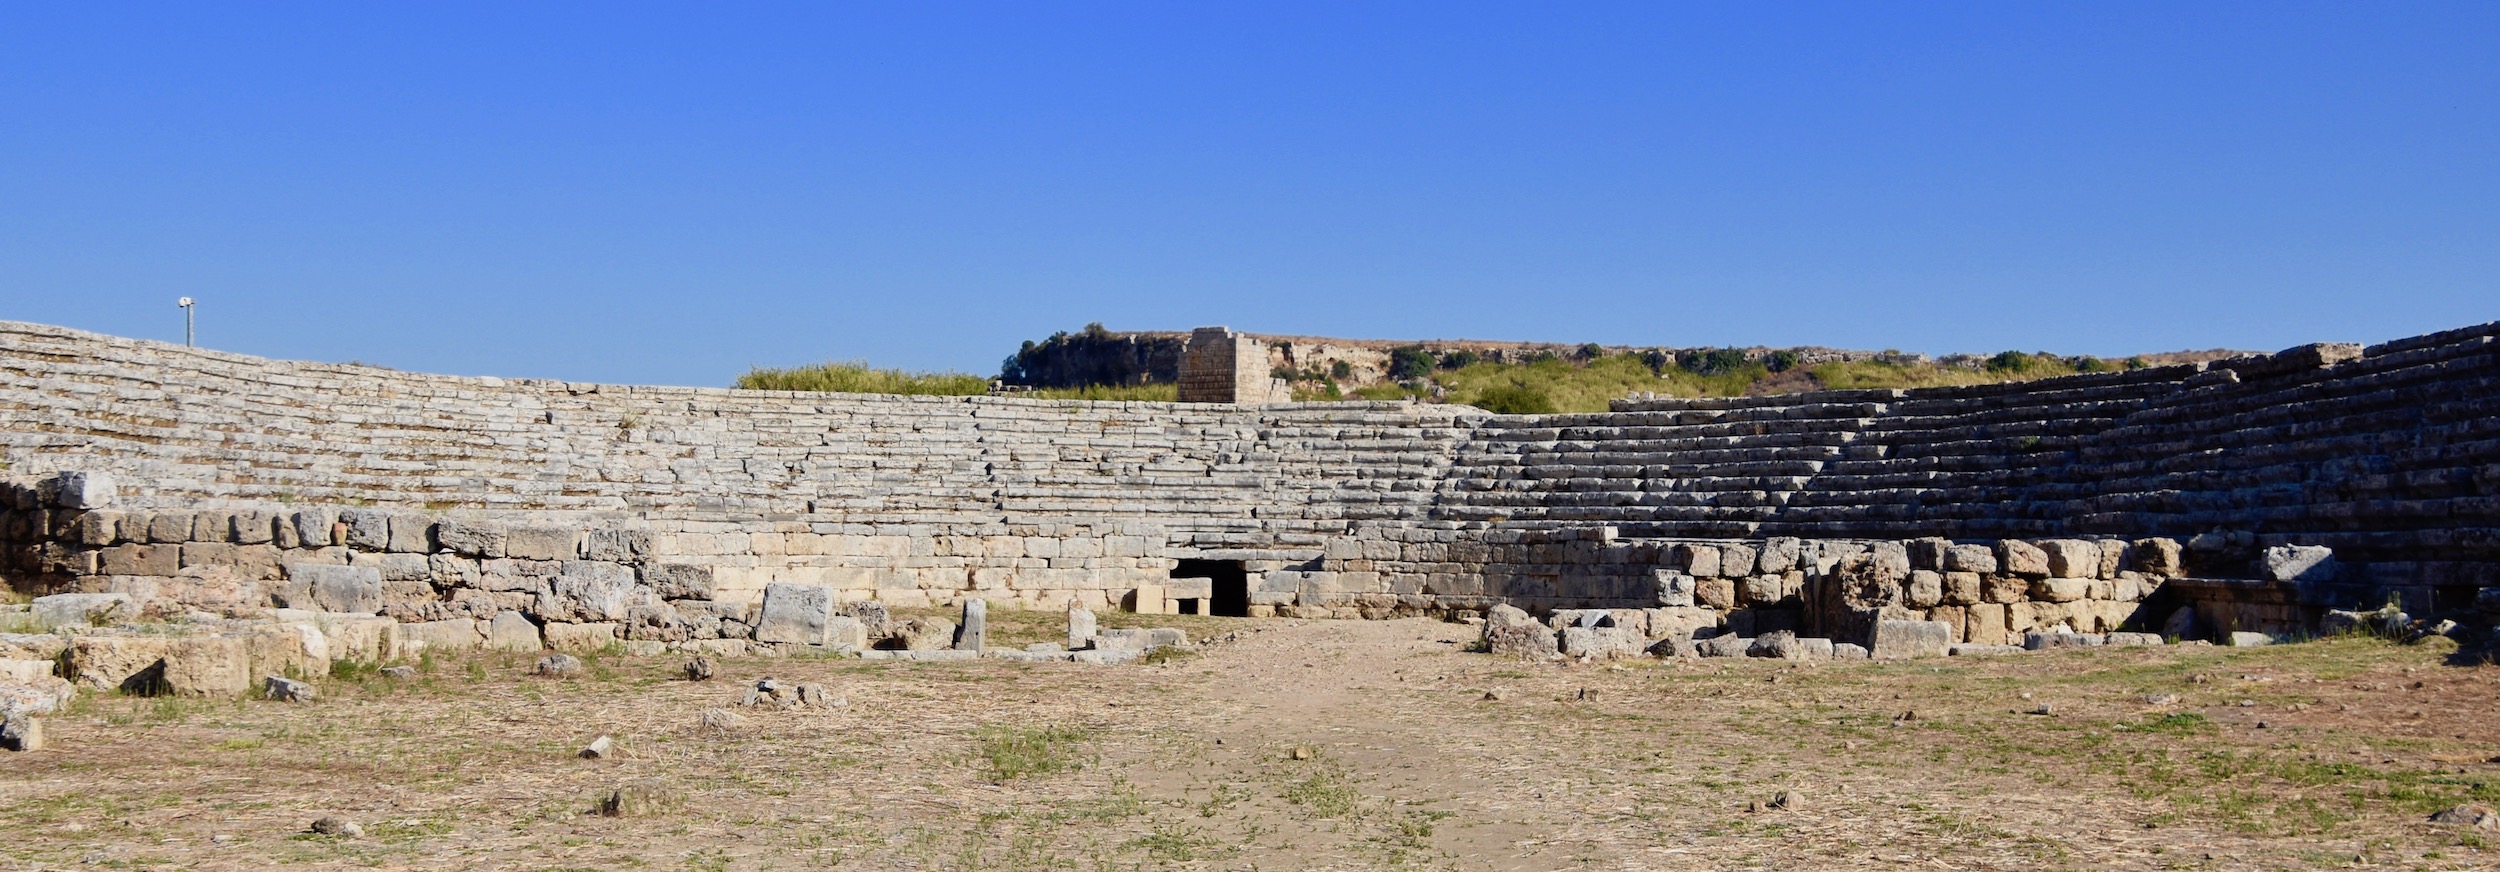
(3, 622), (2496, 870)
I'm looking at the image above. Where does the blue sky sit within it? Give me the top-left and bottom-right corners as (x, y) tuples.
(3, 2), (2494, 385)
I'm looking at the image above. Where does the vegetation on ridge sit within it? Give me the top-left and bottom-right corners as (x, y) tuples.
(736, 361), (1177, 401)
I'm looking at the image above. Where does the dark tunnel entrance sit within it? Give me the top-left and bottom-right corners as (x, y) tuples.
(1171, 559), (1249, 617)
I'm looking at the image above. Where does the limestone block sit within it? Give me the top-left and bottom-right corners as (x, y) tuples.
(381, 519), (435, 555)
(546, 561), (640, 623)
(2132, 538), (2184, 576)
(1135, 579), (1170, 614)
(890, 617), (955, 651)
(1870, 620), (1952, 660)
(1560, 626), (1646, 660)
(1906, 571), (1944, 609)
(544, 622), (620, 653)
(1696, 577), (1738, 610)
(341, 510), (393, 551)
(1757, 537), (1802, 574)
(189, 512), (231, 542)
(99, 543), (179, 577)
(1999, 540), (2050, 577)
(1481, 604), (1557, 658)
(1655, 570), (1695, 607)
(645, 564), (715, 597)
(1748, 630), (1804, 660)
(52, 471), (116, 509)
(0, 659), (55, 683)
(1719, 544), (1757, 577)
(146, 513), (193, 544)
(754, 583), (835, 645)
(243, 622), (332, 680)
(1737, 575), (1783, 606)
(398, 619), (484, 655)
(1907, 538), (1951, 571)
(1694, 634), (1750, 658)
(68, 636), (249, 696)
(1166, 577), (1214, 600)
(486, 612), (543, 651)
(270, 610), (397, 663)
(2262, 545), (2335, 583)
(291, 509), (337, 549)
(282, 564), (384, 615)
(229, 511), (277, 546)
(1676, 544), (1720, 577)
(584, 530), (652, 564)
(955, 598), (987, 652)
(1942, 571), (1983, 606)
(1983, 574), (2029, 605)
(505, 527), (580, 561)
(78, 510), (121, 546)
(2096, 539), (2128, 579)
(435, 518), (507, 557)
(2029, 578), (2090, 603)
(2040, 540), (2101, 579)
(32, 593), (134, 629)
(1942, 544), (1998, 574)
(180, 542), (239, 569)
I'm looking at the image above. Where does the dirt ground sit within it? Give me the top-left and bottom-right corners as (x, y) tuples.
(5, 613), (2498, 871)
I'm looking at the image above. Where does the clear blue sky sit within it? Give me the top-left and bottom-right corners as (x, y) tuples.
(3, 3), (2493, 386)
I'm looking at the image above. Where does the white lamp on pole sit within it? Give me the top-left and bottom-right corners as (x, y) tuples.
(177, 297), (194, 347)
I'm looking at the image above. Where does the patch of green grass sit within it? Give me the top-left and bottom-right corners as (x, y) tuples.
(974, 724), (1090, 783)
(1124, 824), (1227, 862)
(1022, 383), (1178, 401)
(735, 362), (990, 396)
(1280, 765), (1362, 819)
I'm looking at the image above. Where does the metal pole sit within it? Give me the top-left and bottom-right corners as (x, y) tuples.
(178, 297), (195, 346)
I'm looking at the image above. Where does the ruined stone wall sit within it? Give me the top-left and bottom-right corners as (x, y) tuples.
(2, 318), (2494, 646)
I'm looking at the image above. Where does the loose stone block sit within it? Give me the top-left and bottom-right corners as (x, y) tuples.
(1, 712), (43, 751)
(1870, 620), (1952, 660)
(486, 612), (543, 651)
(955, 598), (987, 652)
(2261, 545), (2335, 583)
(755, 583), (835, 645)
(1561, 626), (1647, 660)
(1067, 606), (1096, 650)
(1481, 604), (1558, 658)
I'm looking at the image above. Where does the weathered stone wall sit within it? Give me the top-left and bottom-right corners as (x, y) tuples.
(2, 318), (2494, 646)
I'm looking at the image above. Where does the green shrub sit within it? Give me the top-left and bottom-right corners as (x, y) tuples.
(1386, 346), (1435, 381)
(1473, 384), (1557, 415)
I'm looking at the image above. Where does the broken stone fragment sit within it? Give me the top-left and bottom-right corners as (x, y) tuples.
(533, 654), (585, 678)
(262, 676), (315, 703)
(580, 735), (614, 759)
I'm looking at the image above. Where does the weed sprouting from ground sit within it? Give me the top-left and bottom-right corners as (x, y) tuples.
(975, 724), (1090, 783)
